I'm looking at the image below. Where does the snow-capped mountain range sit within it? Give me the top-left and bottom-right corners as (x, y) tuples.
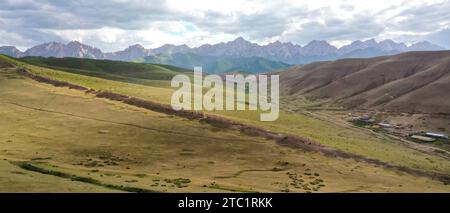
(1, 38), (446, 65)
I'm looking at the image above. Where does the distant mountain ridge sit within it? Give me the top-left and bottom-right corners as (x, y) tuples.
(24, 41), (104, 59)
(1, 38), (446, 71)
(0, 46), (24, 58)
(140, 52), (291, 74)
(104, 44), (151, 61)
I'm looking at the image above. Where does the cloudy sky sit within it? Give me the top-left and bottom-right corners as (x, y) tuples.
(1, 0), (449, 51)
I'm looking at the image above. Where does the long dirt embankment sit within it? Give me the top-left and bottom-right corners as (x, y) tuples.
(14, 67), (450, 184)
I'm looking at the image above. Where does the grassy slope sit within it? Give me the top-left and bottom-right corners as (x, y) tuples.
(0, 67), (448, 192)
(20, 56), (192, 88)
(1, 55), (449, 182)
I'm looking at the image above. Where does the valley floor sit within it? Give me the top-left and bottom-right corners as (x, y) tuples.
(1, 67), (449, 193)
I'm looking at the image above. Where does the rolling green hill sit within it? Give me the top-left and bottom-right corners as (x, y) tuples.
(140, 52), (292, 74)
(20, 56), (192, 87)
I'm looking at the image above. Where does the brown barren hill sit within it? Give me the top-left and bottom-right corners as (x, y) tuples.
(281, 51), (450, 114)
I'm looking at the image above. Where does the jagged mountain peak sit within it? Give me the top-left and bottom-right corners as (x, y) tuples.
(380, 39), (394, 43)
(364, 38), (378, 46)
(339, 39), (378, 54)
(232, 36), (247, 42)
(272, 40), (283, 44)
(0, 46), (21, 51)
(302, 40), (338, 56)
(0, 46), (24, 58)
(304, 40), (337, 50)
(66, 41), (101, 51)
(21, 41), (103, 59)
(39, 41), (65, 48)
(266, 40), (292, 47)
(227, 37), (254, 45)
(126, 44), (146, 50)
(67, 40), (83, 45)
(305, 40), (333, 46)
(408, 41), (445, 51)
(378, 39), (407, 49)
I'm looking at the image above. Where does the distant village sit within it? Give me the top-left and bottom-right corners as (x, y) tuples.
(349, 114), (449, 144)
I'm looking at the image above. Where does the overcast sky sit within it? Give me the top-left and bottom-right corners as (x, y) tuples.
(1, 0), (449, 51)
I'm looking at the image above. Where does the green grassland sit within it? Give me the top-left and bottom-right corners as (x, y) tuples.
(0, 55), (449, 192)
(21, 56), (192, 88)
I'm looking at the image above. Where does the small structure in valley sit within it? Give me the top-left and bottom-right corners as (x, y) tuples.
(425, 132), (449, 140)
(410, 135), (436, 142)
(377, 122), (393, 128)
(350, 115), (376, 125)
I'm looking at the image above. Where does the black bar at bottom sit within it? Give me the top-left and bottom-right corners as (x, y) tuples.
(0, 193), (448, 211)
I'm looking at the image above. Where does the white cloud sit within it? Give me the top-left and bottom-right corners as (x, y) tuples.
(1, 0), (450, 49)
(330, 40), (353, 48)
